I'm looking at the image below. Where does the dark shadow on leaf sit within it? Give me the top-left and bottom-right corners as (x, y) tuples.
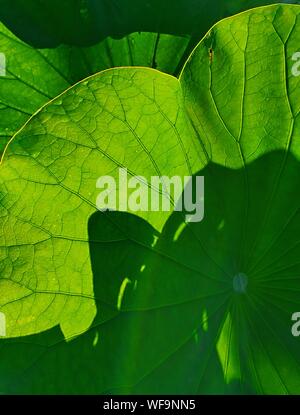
(1, 150), (300, 394)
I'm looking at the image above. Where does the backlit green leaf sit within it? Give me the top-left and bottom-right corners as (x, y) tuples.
(1, 0), (298, 153)
(1, 4), (300, 394)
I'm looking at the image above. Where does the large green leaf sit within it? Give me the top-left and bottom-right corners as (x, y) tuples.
(0, 67), (205, 339)
(1, 4), (300, 394)
(0, 22), (192, 154)
(1, 0), (299, 154)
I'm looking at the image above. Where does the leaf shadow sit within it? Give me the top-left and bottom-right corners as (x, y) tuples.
(1, 150), (300, 394)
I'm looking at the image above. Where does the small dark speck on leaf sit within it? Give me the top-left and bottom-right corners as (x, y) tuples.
(209, 48), (213, 63)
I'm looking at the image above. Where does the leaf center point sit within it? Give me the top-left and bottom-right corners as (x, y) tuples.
(233, 273), (248, 294)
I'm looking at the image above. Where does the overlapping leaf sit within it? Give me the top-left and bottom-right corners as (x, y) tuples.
(1, 0), (299, 153)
